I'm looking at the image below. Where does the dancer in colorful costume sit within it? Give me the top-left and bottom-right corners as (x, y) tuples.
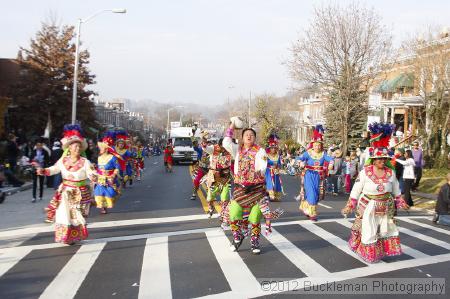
(204, 138), (232, 223)
(190, 131), (210, 200)
(164, 139), (174, 173)
(342, 122), (409, 263)
(296, 125), (334, 221)
(134, 141), (145, 181)
(114, 130), (133, 187)
(94, 132), (121, 214)
(38, 125), (96, 244)
(265, 134), (283, 202)
(223, 117), (268, 255)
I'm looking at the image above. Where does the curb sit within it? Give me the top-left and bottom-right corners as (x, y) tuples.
(1, 182), (33, 197)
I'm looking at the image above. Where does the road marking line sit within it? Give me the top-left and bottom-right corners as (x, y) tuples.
(39, 242), (106, 299)
(0, 216), (432, 253)
(318, 203), (332, 209)
(0, 247), (32, 277)
(205, 229), (261, 294)
(398, 226), (450, 250)
(0, 227), (220, 253)
(138, 236), (171, 299)
(268, 228), (330, 277)
(335, 219), (430, 259)
(399, 217), (450, 236)
(0, 214), (217, 239)
(189, 165), (222, 214)
(300, 221), (373, 265)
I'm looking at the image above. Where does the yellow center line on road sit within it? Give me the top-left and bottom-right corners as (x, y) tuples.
(189, 165), (222, 214)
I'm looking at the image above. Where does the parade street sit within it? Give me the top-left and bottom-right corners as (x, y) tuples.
(0, 156), (449, 299)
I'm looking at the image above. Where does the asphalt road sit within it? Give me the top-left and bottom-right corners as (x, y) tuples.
(0, 156), (449, 299)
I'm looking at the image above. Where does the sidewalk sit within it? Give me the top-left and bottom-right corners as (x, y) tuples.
(412, 191), (437, 212)
(1, 182), (33, 196)
(0, 185), (53, 231)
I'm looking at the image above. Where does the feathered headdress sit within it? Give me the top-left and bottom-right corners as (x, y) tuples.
(115, 129), (129, 147)
(307, 125), (324, 149)
(267, 133), (279, 148)
(61, 124), (87, 151)
(98, 131), (125, 169)
(367, 122), (395, 159)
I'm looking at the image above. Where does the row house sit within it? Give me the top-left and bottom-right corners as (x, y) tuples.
(94, 100), (147, 133)
(295, 92), (327, 145)
(370, 29), (450, 141)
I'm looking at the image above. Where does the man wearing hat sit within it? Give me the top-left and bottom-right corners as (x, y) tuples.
(190, 131), (210, 200)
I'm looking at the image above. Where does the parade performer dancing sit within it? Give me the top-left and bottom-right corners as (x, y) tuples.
(134, 141), (145, 181)
(94, 132), (121, 214)
(114, 131), (133, 187)
(204, 138), (232, 223)
(223, 117), (269, 255)
(265, 134), (283, 202)
(164, 139), (174, 173)
(296, 125), (334, 221)
(190, 131), (210, 200)
(38, 125), (96, 244)
(342, 122), (409, 263)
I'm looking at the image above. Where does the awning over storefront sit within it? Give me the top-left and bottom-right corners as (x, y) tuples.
(374, 73), (415, 93)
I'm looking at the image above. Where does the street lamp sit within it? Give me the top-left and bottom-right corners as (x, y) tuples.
(71, 8), (127, 124)
(166, 106), (184, 137)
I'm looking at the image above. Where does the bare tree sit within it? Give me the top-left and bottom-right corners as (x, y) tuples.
(403, 27), (450, 167)
(288, 2), (392, 152)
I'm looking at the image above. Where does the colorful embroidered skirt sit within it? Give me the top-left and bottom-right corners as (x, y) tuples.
(348, 193), (402, 263)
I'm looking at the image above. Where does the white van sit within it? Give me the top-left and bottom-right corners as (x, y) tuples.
(170, 127), (198, 164)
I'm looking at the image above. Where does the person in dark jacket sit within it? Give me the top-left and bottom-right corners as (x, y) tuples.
(394, 149), (405, 193)
(50, 141), (64, 189)
(30, 139), (50, 202)
(6, 133), (20, 172)
(432, 173), (450, 225)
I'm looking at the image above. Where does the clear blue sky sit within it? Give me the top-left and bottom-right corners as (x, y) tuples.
(1, 0), (449, 105)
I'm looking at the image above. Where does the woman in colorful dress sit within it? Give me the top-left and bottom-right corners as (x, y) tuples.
(164, 139), (174, 173)
(114, 131), (133, 187)
(265, 134), (283, 202)
(204, 138), (232, 223)
(296, 125), (334, 221)
(94, 133), (121, 214)
(38, 125), (96, 244)
(223, 117), (268, 255)
(341, 122), (409, 263)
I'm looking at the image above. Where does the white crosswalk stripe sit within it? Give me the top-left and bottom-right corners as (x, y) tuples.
(0, 216), (450, 298)
(267, 228), (330, 277)
(39, 242), (106, 299)
(139, 236), (172, 299)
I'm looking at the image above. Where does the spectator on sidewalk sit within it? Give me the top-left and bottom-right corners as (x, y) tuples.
(31, 139), (49, 203)
(0, 163), (24, 187)
(85, 139), (98, 164)
(6, 133), (20, 172)
(412, 141), (424, 191)
(327, 149), (343, 195)
(343, 151), (358, 194)
(395, 149), (416, 206)
(432, 173), (450, 226)
(50, 141), (63, 189)
(394, 149), (405, 193)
